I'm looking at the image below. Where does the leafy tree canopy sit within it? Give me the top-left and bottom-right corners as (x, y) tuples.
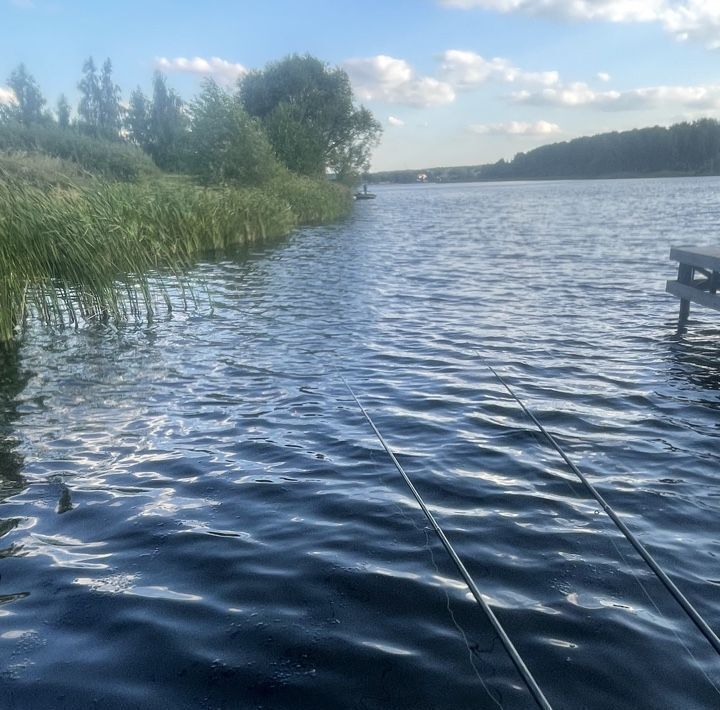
(125, 87), (152, 150)
(4, 64), (46, 127)
(98, 59), (122, 138)
(56, 94), (71, 129)
(239, 54), (381, 181)
(148, 72), (187, 170)
(2, 54), (382, 184)
(77, 57), (100, 133)
(78, 57), (122, 139)
(188, 80), (279, 186)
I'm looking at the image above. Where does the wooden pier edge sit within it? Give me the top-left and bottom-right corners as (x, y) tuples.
(666, 245), (720, 328)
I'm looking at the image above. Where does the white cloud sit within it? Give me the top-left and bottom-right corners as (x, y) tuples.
(663, 1), (720, 48)
(597, 72), (611, 82)
(470, 120), (561, 135)
(440, 49), (559, 87)
(512, 81), (720, 110)
(0, 87), (16, 105)
(343, 55), (455, 107)
(388, 115), (405, 126)
(441, 0), (664, 22)
(343, 51), (560, 107)
(440, 1), (720, 49)
(513, 82), (619, 107)
(155, 56), (247, 85)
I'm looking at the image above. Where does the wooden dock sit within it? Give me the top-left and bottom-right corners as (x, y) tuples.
(666, 246), (720, 327)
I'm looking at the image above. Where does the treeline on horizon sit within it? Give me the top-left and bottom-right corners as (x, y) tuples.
(0, 55), (381, 184)
(370, 119), (720, 184)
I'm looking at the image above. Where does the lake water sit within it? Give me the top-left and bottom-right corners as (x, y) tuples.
(2, 178), (720, 709)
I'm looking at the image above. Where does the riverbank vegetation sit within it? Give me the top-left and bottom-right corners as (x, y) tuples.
(0, 55), (379, 342)
(370, 119), (720, 183)
(0, 174), (351, 342)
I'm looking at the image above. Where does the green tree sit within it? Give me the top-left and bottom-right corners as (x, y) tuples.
(187, 79), (279, 185)
(98, 58), (121, 138)
(78, 57), (121, 138)
(77, 57), (100, 134)
(148, 72), (187, 170)
(239, 54), (381, 180)
(125, 87), (152, 149)
(5, 63), (46, 126)
(56, 94), (71, 129)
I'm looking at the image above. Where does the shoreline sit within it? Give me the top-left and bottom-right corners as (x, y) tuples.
(369, 170), (717, 186)
(0, 170), (352, 343)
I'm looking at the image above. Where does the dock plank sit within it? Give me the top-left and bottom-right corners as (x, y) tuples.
(666, 280), (720, 312)
(669, 246), (720, 271)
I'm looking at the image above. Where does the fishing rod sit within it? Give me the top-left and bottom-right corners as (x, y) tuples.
(343, 377), (554, 710)
(486, 363), (720, 658)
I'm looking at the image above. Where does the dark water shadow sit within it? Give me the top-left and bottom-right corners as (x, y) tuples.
(664, 322), (720, 394)
(0, 342), (29, 505)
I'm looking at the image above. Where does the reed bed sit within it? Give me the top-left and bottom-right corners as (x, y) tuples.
(0, 173), (352, 342)
(269, 171), (353, 225)
(0, 151), (99, 189)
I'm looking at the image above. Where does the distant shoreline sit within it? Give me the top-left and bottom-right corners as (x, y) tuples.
(369, 170), (717, 185)
(369, 118), (720, 186)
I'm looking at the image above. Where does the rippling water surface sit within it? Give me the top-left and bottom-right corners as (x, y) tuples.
(2, 178), (720, 709)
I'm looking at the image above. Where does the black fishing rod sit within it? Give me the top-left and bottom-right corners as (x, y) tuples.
(486, 363), (720, 658)
(343, 377), (554, 710)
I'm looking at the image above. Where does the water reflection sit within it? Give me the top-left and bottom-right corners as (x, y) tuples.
(0, 343), (29, 505)
(3, 179), (720, 709)
(665, 325), (720, 393)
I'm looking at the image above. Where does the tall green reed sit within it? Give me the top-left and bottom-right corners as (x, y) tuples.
(0, 173), (351, 342)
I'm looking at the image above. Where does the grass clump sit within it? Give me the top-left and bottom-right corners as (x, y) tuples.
(0, 122), (158, 181)
(0, 151), (98, 189)
(0, 174), (349, 342)
(269, 171), (353, 225)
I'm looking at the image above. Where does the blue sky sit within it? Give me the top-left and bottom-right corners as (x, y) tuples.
(2, 0), (720, 170)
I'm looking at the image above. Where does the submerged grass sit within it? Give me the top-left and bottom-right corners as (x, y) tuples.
(0, 171), (352, 342)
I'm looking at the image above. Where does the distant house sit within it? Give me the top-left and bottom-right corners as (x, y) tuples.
(416, 173), (428, 182)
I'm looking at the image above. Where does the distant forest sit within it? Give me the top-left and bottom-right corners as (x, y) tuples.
(370, 119), (720, 183)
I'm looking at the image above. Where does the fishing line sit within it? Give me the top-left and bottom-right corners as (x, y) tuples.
(608, 533), (720, 696)
(361, 414), (505, 708)
(485, 362), (720, 658)
(343, 376), (554, 710)
(392, 475), (505, 709)
(422, 523), (505, 710)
